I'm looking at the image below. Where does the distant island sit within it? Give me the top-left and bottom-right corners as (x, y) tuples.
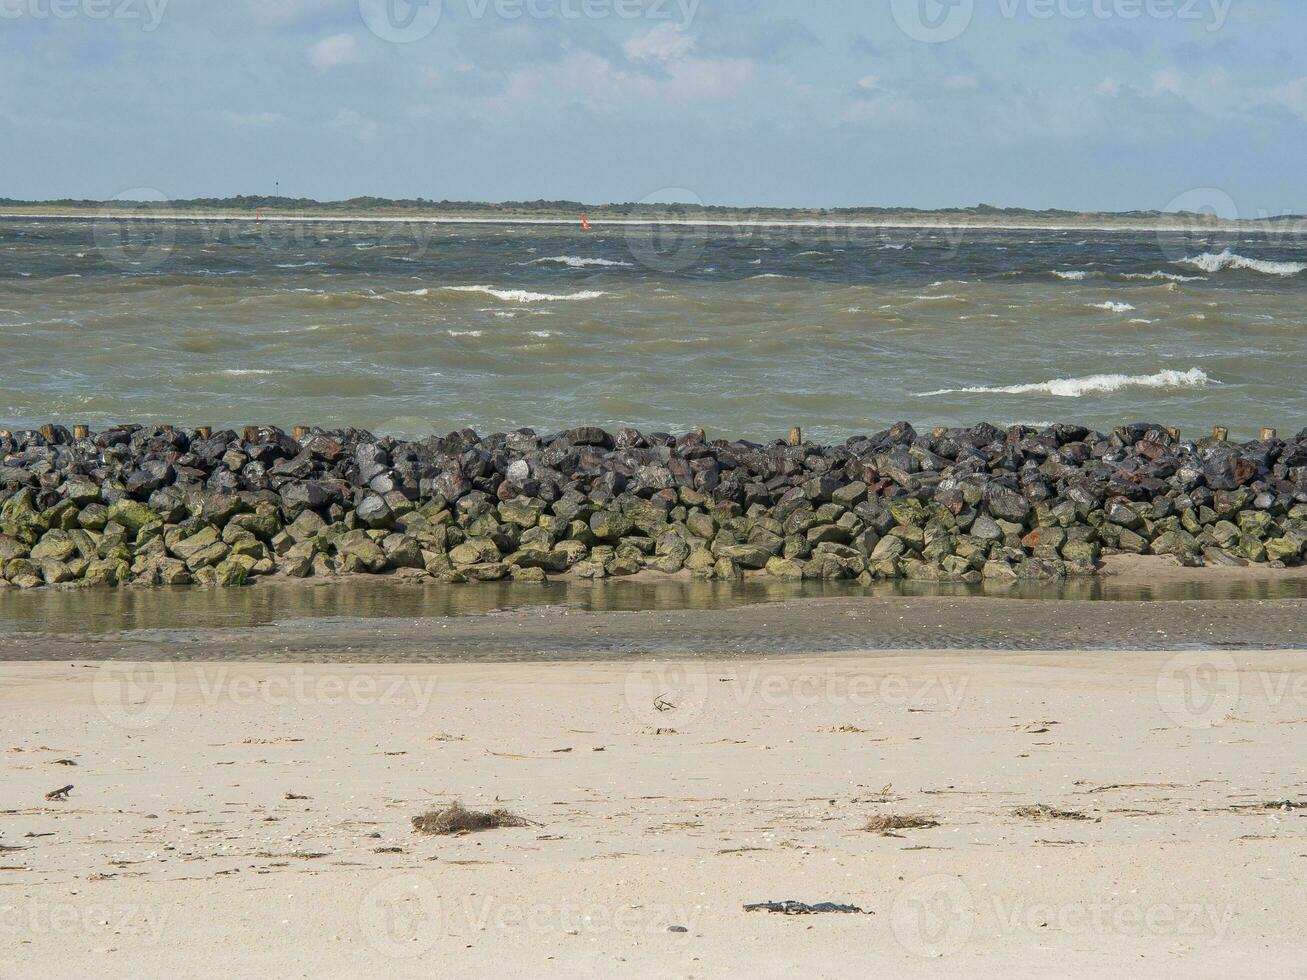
(1, 195), (1300, 230)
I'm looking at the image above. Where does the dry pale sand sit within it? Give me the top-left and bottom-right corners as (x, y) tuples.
(2, 649), (1305, 978)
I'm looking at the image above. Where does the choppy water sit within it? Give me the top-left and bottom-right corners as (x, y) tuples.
(3, 216), (1307, 440)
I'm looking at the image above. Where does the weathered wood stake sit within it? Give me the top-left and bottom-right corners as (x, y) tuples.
(789, 426), (802, 447)
(1165, 426), (1181, 442)
(1261, 428), (1278, 441)
(240, 425), (259, 443)
(293, 425), (310, 442)
(1212, 426), (1229, 442)
(195, 426), (211, 439)
(73, 424), (89, 440)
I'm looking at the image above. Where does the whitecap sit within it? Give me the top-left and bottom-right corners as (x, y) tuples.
(1090, 301), (1135, 313)
(1053, 270), (1091, 281)
(1178, 249), (1306, 277)
(916, 367), (1214, 399)
(444, 285), (604, 303)
(528, 256), (633, 269)
(219, 369), (281, 376)
(1122, 271), (1206, 283)
(446, 329), (483, 337)
(530, 330), (553, 338)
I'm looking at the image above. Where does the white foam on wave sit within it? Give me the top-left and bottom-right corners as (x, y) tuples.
(445, 285), (604, 303)
(446, 329), (483, 337)
(1090, 301), (1135, 313)
(913, 294), (962, 301)
(917, 367), (1214, 399)
(1178, 249), (1307, 277)
(220, 369), (281, 376)
(528, 256), (633, 269)
(1122, 271), (1206, 283)
(1053, 270), (1093, 280)
(530, 330), (553, 338)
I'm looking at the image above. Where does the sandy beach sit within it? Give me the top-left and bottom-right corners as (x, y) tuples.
(3, 644), (1304, 978)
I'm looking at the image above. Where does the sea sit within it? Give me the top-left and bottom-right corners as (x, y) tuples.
(3, 215), (1306, 442)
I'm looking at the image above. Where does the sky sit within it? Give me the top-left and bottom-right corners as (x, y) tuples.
(1, 0), (1305, 213)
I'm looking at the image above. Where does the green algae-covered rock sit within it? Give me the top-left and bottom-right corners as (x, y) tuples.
(107, 499), (158, 534)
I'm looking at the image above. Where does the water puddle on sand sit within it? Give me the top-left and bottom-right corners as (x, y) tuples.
(5, 574), (1307, 636)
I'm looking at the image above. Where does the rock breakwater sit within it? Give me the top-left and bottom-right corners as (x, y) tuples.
(2, 421), (1306, 591)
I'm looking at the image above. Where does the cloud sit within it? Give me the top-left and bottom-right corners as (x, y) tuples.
(330, 108), (380, 141)
(1095, 78), (1122, 98)
(309, 33), (361, 71)
(857, 75), (881, 92)
(224, 111), (288, 128)
(481, 51), (758, 115)
(1269, 77), (1307, 120)
(623, 24), (695, 63)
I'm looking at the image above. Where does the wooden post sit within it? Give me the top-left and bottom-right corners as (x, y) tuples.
(293, 425), (310, 443)
(73, 424), (89, 440)
(195, 426), (211, 439)
(1165, 426), (1180, 443)
(1261, 428), (1278, 441)
(1212, 426), (1229, 442)
(789, 426), (802, 447)
(38, 424), (56, 443)
(241, 425), (259, 443)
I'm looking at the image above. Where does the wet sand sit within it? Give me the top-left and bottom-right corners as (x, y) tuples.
(2, 650), (1304, 978)
(3, 558), (1307, 663)
(2, 593), (1306, 663)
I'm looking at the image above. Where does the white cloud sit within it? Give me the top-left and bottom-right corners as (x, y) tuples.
(857, 75), (881, 91)
(623, 24), (695, 63)
(1270, 77), (1307, 119)
(1095, 77), (1122, 98)
(224, 111), (287, 128)
(942, 75), (980, 92)
(1151, 68), (1186, 98)
(310, 34), (361, 71)
(481, 51), (757, 115)
(330, 108), (381, 141)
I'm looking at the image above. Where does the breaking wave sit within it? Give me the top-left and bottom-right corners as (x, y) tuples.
(917, 367), (1214, 399)
(528, 256), (634, 269)
(1177, 249), (1307, 277)
(443, 285), (605, 303)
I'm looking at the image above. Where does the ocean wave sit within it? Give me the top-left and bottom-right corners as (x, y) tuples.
(1090, 301), (1135, 313)
(917, 367), (1214, 399)
(219, 369), (281, 376)
(444, 285), (604, 303)
(528, 256), (633, 269)
(1052, 270), (1093, 281)
(1177, 249), (1307, 277)
(1122, 271), (1206, 283)
(446, 329), (483, 338)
